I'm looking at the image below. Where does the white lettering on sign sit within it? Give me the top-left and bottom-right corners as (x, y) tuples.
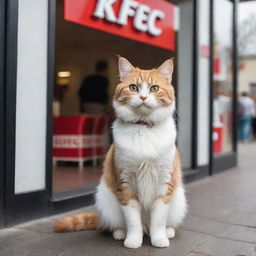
(117, 0), (138, 25)
(94, 0), (117, 22)
(134, 4), (150, 32)
(53, 135), (104, 148)
(148, 9), (165, 36)
(93, 0), (165, 36)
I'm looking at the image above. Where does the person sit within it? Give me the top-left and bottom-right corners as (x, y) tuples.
(238, 92), (255, 142)
(252, 98), (256, 140)
(78, 60), (109, 114)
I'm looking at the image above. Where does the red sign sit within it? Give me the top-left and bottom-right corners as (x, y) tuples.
(64, 0), (176, 50)
(213, 127), (223, 154)
(214, 58), (221, 75)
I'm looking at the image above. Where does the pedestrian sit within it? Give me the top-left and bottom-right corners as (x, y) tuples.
(238, 92), (255, 142)
(78, 60), (109, 114)
(252, 98), (256, 140)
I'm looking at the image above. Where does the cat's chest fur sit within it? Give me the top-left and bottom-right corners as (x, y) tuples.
(113, 118), (176, 209)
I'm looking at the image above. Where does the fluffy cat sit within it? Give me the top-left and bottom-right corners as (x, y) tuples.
(55, 57), (187, 249)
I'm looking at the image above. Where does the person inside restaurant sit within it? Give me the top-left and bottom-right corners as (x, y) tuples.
(78, 60), (109, 114)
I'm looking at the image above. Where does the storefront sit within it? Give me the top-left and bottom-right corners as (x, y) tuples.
(0, 0), (238, 227)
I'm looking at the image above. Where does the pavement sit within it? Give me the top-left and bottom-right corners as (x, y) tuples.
(1, 143), (256, 256)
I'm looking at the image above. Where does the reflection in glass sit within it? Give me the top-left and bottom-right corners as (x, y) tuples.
(213, 0), (233, 155)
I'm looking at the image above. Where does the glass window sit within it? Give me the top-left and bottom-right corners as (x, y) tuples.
(52, 0), (180, 193)
(52, 0), (195, 194)
(213, 0), (234, 155)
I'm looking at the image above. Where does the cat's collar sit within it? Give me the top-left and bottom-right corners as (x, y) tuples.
(131, 120), (155, 128)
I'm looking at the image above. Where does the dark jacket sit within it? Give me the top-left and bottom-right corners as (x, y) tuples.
(78, 74), (109, 104)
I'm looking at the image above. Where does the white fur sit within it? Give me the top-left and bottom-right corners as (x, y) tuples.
(95, 92), (187, 248)
(167, 186), (188, 228)
(166, 227), (175, 239)
(150, 199), (170, 247)
(122, 200), (143, 249)
(96, 181), (125, 230)
(158, 59), (174, 83)
(113, 229), (125, 240)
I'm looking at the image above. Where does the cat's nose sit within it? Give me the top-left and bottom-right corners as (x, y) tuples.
(140, 96), (148, 101)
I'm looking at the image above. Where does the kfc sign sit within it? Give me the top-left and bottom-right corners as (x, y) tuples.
(64, 0), (177, 50)
(94, 0), (165, 36)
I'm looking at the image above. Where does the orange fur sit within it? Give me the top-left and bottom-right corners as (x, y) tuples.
(158, 150), (182, 204)
(54, 213), (99, 232)
(115, 68), (175, 107)
(102, 145), (137, 205)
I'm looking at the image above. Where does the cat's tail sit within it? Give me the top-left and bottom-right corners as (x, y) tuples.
(54, 213), (99, 232)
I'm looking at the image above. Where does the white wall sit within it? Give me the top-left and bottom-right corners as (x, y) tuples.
(15, 0), (48, 193)
(197, 0), (210, 166)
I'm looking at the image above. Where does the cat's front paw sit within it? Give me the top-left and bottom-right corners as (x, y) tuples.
(113, 229), (125, 240)
(151, 235), (170, 248)
(124, 236), (142, 249)
(166, 227), (175, 239)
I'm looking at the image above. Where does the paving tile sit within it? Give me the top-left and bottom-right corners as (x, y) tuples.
(0, 228), (211, 256)
(218, 224), (256, 243)
(193, 236), (256, 256)
(49, 205), (96, 221)
(0, 228), (48, 252)
(16, 219), (55, 234)
(185, 253), (211, 256)
(221, 211), (256, 227)
(182, 215), (227, 236)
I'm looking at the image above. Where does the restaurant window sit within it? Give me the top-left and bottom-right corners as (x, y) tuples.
(51, 0), (197, 195)
(212, 0), (234, 155)
(52, 0), (183, 195)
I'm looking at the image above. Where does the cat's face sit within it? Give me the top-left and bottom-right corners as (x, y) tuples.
(113, 57), (175, 123)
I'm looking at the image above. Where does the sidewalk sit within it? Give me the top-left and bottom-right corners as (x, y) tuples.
(1, 144), (256, 256)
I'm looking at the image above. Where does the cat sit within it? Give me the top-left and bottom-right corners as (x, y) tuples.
(54, 56), (187, 249)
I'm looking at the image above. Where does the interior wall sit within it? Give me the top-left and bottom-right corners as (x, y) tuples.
(55, 48), (118, 115)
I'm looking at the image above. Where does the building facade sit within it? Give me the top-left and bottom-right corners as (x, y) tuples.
(0, 0), (238, 227)
(239, 56), (256, 95)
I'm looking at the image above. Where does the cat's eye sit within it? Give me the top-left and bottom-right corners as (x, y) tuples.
(129, 84), (138, 92)
(150, 85), (159, 93)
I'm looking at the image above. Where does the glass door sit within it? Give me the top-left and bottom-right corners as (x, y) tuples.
(211, 0), (237, 172)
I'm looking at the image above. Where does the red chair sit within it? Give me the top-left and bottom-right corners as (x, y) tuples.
(53, 115), (107, 168)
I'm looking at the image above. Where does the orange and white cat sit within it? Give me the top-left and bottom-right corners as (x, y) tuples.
(55, 57), (187, 249)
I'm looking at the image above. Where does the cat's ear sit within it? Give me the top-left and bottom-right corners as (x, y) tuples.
(118, 55), (135, 81)
(157, 58), (174, 84)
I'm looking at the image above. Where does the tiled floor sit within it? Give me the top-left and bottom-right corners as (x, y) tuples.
(53, 163), (102, 191)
